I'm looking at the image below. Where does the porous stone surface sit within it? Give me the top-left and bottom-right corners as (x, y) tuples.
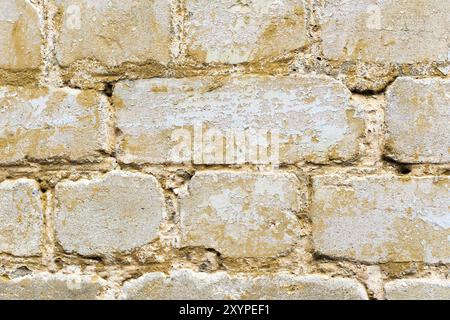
(0, 179), (43, 257)
(184, 0), (308, 64)
(123, 270), (242, 300)
(178, 171), (304, 258)
(385, 279), (450, 300)
(385, 77), (450, 163)
(1, 0), (449, 301)
(55, 171), (166, 256)
(123, 270), (369, 300)
(318, 0), (450, 64)
(114, 75), (364, 165)
(0, 86), (112, 164)
(54, 0), (172, 68)
(311, 175), (450, 264)
(0, 273), (108, 300)
(0, 0), (42, 71)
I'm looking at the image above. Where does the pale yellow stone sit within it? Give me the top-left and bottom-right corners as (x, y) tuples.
(0, 179), (43, 257)
(123, 270), (369, 300)
(123, 270), (241, 300)
(0, 273), (108, 300)
(114, 75), (364, 165)
(55, 171), (166, 256)
(0, 86), (112, 164)
(386, 77), (450, 163)
(179, 171), (304, 258)
(54, 0), (172, 67)
(385, 279), (450, 300)
(240, 274), (369, 300)
(311, 175), (450, 263)
(318, 0), (450, 64)
(0, 0), (42, 70)
(185, 0), (308, 64)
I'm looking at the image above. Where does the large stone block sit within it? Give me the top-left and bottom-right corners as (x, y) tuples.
(0, 179), (43, 256)
(184, 0), (308, 64)
(179, 171), (304, 258)
(55, 171), (166, 256)
(318, 0), (450, 64)
(123, 270), (369, 300)
(0, 87), (112, 164)
(114, 75), (364, 165)
(386, 77), (450, 163)
(311, 175), (450, 263)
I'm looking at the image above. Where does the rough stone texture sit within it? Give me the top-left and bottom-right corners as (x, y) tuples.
(0, 179), (43, 257)
(0, 0), (42, 71)
(0, 86), (112, 164)
(123, 270), (369, 300)
(185, 0), (308, 64)
(178, 171), (304, 258)
(240, 275), (368, 300)
(123, 270), (242, 300)
(318, 0), (450, 64)
(385, 279), (450, 300)
(55, 171), (166, 256)
(54, 0), (172, 68)
(386, 77), (450, 163)
(114, 75), (364, 165)
(0, 273), (108, 300)
(0, 0), (449, 301)
(311, 175), (450, 263)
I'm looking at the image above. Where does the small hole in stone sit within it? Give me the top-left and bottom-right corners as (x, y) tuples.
(398, 166), (412, 175)
(38, 181), (49, 193)
(103, 83), (114, 97)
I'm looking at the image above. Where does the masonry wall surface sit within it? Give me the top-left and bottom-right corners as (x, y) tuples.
(0, 0), (448, 300)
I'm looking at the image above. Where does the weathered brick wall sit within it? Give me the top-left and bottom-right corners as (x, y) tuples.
(0, 0), (448, 300)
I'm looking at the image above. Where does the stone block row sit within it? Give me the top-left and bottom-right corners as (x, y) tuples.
(1, 76), (448, 165)
(2, 1), (449, 82)
(0, 171), (448, 264)
(1, 271), (449, 300)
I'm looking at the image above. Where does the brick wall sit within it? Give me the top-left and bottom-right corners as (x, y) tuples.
(0, 0), (448, 300)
